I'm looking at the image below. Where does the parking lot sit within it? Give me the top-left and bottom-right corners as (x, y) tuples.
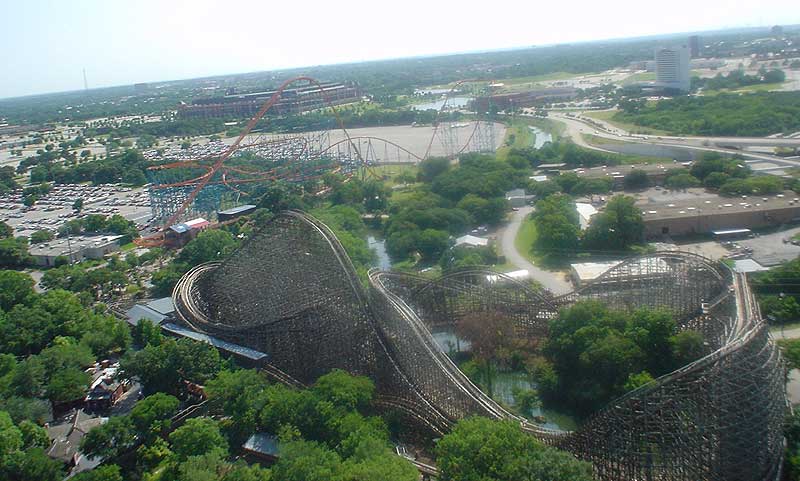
(0, 184), (152, 238)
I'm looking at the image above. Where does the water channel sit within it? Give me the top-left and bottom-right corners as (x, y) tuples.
(529, 125), (553, 149)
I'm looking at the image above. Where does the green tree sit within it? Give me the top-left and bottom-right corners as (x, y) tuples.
(623, 169), (649, 190)
(80, 416), (136, 459)
(417, 156), (450, 182)
(436, 417), (592, 481)
(169, 417), (228, 461)
(45, 367), (89, 404)
(71, 465), (123, 481)
(271, 439), (343, 481)
(0, 411), (23, 459)
(130, 392), (180, 439)
(531, 194), (580, 256)
(312, 369), (375, 411)
(583, 195), (643, 251)
(17, 420), (49, 450)
(131, 318), (164, 347)
(0, 271), (34, 311)
(29, 230), (54, 244)
(665, 172), (701, 191)
(0, 221), (13, 239)
(0, 448), (64, 481)
(178, 229), (238, 267)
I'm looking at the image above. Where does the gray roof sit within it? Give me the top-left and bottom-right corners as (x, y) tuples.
(146, 297), (175, 315)
(125, 305), (167, 326)
(161, 323), (268, 361)
(218, 204), (257, 215)
(243, 433), (279, 456)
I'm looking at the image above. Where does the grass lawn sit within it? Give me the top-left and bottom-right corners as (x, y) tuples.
(496, 121), (535, 161)
(583, 109), (670, 136)
(620, 72), (656, 85)
(580, 134), (675, 165)
(514, 215), (539, 264)
(120, 242), (137, 251)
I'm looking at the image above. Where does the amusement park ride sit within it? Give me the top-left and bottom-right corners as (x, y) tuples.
(138, 77), (497, 246)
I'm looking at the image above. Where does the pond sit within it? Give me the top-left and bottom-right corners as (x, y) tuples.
(491, 371), (578, 432)
(367, 232), (392, 271)
(529, 125), (553, 149)
(433, 327), (578, 432)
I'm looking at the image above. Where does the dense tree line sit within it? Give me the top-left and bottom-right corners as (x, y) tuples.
(753, 257), (800, 324)
(530, 194), (644, 262)
(614, 92), (800, 136)
(384, 154), (523, 264)
(695, 68), (786, 91)
(28, 149), (150, 186)
(534, 301), (706, 414)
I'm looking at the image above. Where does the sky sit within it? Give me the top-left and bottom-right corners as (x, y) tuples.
(1, 0), (799, 99)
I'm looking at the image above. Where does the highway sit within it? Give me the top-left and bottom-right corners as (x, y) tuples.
(548, 111), (800, 173)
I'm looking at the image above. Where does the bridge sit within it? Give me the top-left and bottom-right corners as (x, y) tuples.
(173, 210), (786, 481)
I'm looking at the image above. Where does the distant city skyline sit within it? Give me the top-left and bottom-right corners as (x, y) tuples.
(1, 0), (799, 99)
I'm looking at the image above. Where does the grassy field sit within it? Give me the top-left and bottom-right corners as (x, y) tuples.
(583, 109), (669, 136)
(496, 121), (535, 161)
(620, 72), (656, 85)
(360, 163), (418, 188)
(579, 134), (675, 165)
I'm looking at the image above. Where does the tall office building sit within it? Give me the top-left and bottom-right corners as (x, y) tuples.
(655, 45), (691, 92)
(688, 35), (701, 58)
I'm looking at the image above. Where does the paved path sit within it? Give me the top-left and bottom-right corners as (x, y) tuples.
(498, 206), (572, 295)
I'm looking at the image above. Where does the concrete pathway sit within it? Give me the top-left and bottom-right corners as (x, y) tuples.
(498, 206), (572, 295)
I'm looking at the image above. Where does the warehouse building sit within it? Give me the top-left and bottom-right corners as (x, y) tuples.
(470, 87), (578, 112)
(178, 82), (361, 119)
(639, 192), (800, 238)
(29, 235), (123, 267)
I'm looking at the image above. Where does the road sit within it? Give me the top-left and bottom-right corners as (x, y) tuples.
(548, 112), (800, 173)
(498, 206), (572, 295)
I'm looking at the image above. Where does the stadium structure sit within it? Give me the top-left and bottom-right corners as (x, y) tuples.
(173, 210), (787, 481)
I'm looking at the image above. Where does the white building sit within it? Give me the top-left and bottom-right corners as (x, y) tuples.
(455, 235), (489, 248)
(575, 202), (598, 230)
(655, 46), (691, 92)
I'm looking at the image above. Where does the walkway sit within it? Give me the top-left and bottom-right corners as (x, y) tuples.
(498, 206), (572, 295)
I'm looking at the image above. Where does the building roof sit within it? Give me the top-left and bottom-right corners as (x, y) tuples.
(486, 269), (529, 283)
(47, 410), (107, 468)
(169, 223), (190, 234)
(570, 260), (622, 282)
(125, 305), (168, 326)
(571, 257), (670, 282)
(733, 258), (769, 274)
(529, 175), (548, 182)
(505, 188), (527, 198)
(146, 297), (175, 316)
(638, 191), (800, 221)
(161, 323), (268, 361)
(29, 235), (124, 258)
(575, 202), (598, 230)
(218, 204), (257, 216)
(455, 235), (489, 247)
(243, 433), (280, 457)
(184, 217), (209, 228)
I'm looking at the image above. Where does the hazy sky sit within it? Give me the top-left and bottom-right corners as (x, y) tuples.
(1, 0), (798, 99)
